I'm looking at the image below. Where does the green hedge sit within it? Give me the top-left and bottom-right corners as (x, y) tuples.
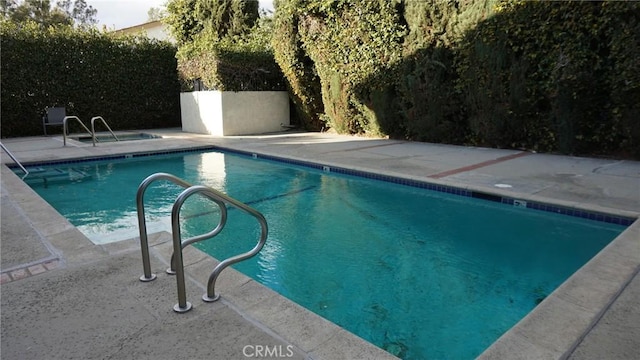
(172, 5), (287, 93)
(176, 21), (286, 92)
(1, 21), (181, 137)
(273, 0), (640, 158)
(273, 0), (406, 134)
(272, 0), (325, 130)
(457, 1), (640, 156)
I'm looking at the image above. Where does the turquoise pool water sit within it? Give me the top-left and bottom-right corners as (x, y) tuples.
(19, 150), (626, 359)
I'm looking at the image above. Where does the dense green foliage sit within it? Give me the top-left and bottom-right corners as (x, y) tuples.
(273, 0), (640, 157)
(165, 0), (285, 91)
(1, 0), (97, 28)
(395, 0), (493, 143)
(165, 0), (259, 45)
(271, 0), (324, 129)
(167, 0), (283, 93)
(176, 14), (285, 91)
(0, 20), (181, 137)
(458, 1), (640, 155)
(2, 0), (637, 157)
(165, 0), (201, 44)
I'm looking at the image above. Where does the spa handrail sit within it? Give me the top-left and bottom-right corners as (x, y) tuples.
(171, 185), (268, 313)
(90, 116), (119, 146)
(135, 172), (226, 282)
(63, 116), (93, 146)
(1, 142), (29, 179)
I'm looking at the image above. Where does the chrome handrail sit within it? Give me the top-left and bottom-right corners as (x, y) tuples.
(135, 173), (226, 282)
(171, 185), (268, 313)
(200, 186), (268, 303)
(90, 116), (119, 147)
(166, 198), (228, 275)
(1, 142), (29, 179)
(136, 172), (268, 313)
(136, 173), (195, 282)
(63, 116), (93, 146)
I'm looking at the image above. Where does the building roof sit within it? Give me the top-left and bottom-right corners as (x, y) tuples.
(113, 20), (164, 34)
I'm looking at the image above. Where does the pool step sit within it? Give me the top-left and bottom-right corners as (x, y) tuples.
(23, 168), (92, 186)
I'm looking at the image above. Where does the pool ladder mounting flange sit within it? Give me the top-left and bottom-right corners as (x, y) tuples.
(139, 274), (157, 282)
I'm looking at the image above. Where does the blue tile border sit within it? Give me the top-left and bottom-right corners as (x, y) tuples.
(518, 200), (632, 226)
(7, 145), (636, 227)
(5, 146), (219, 168)
(221, 147), (475, 196)
(211, 146), (637, 227)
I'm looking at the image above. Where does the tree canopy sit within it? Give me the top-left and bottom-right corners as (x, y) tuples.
(1, 0), (97, 27)
(164, 0), (279, 92)
(147, 6), (166, 22)
(165, 0), (259, 44)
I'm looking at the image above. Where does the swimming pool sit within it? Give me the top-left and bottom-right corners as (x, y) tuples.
(17, 149), (628, 359)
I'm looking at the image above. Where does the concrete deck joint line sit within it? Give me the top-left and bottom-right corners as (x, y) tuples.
(429, 150), (532, 179)
(335, 140), (406, 152)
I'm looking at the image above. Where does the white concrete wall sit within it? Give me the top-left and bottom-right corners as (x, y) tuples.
(180, 91), (290, 136)
(180, 92), (223, 135)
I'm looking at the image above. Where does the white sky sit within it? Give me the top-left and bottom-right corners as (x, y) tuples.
(86, 0), (274, 30)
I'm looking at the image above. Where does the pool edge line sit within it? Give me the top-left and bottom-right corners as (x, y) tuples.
(5, 145), (640, 227)
(212, 145), (639, 225)
(8, 144), (637, 225)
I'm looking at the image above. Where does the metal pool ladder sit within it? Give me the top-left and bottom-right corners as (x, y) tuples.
(136, 172), (268, 313)
(90, 116), (119, 146)
(1, 142), (29, 179)
(63, 115), (119, 146)
(63, 116), (93, 146)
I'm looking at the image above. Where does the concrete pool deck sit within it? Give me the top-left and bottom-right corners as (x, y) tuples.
(1, 129), (638, 359)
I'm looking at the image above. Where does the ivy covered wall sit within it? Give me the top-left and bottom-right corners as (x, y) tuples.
(273, 0), (640, 158)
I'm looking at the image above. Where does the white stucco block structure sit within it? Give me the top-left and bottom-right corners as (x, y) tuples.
(180, 91), (290, 136)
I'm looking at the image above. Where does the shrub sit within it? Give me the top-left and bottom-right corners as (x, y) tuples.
(0, 20), (181, 137)
(273, 0), (639, 157)
(176, 15), (285, 92)
(272, 0), (325, 130)
(275, 0), (406, 135)
(458, 1), (640, 156)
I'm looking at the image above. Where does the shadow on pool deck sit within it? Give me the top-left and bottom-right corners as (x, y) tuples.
(1, 129), (638, 360)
